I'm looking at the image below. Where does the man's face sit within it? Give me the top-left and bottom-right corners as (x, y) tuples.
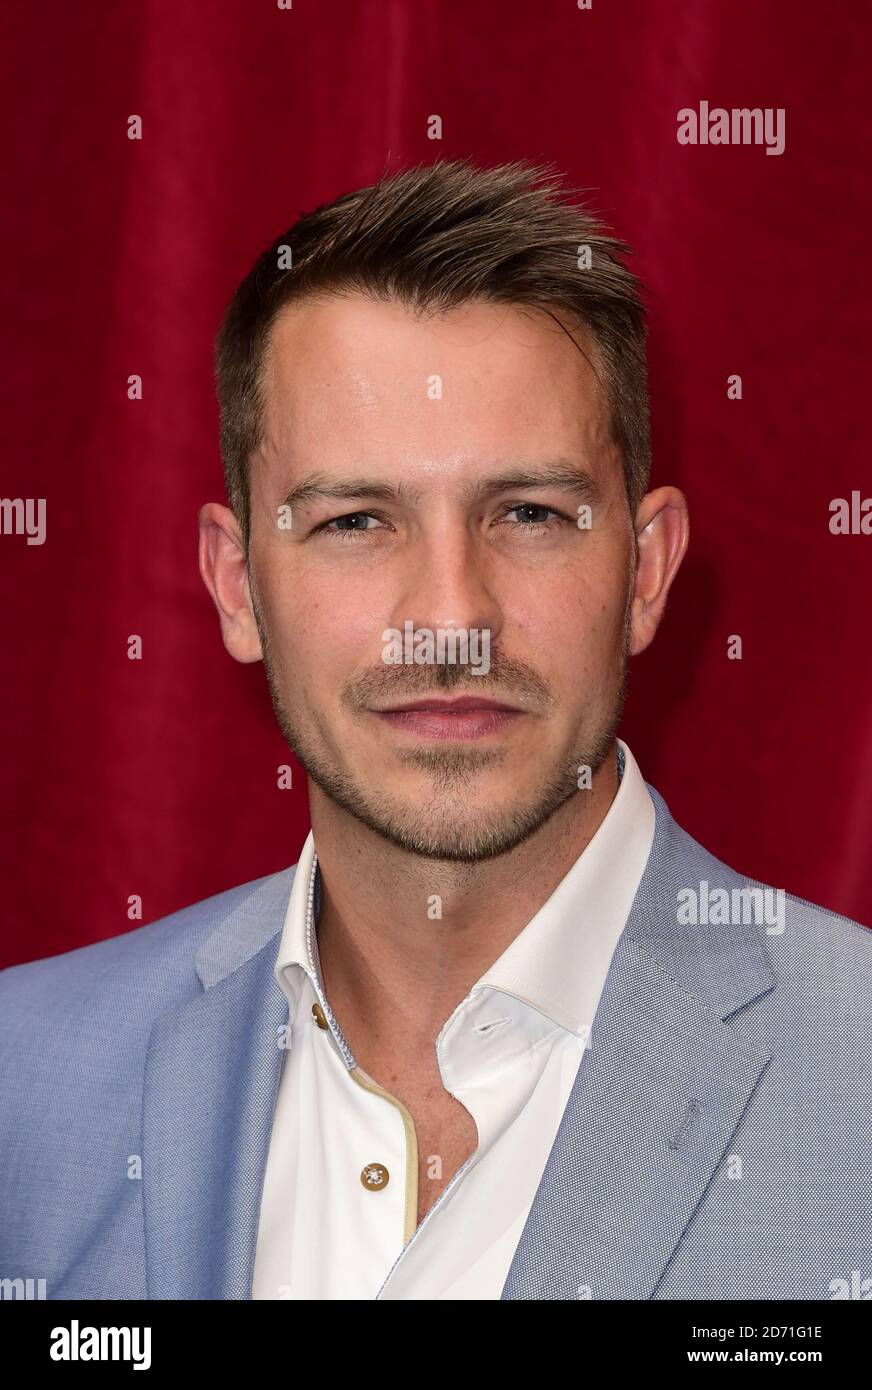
(246, 293), (634, 862)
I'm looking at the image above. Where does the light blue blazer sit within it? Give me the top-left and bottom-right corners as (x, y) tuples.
(1, 786), (870, 1300)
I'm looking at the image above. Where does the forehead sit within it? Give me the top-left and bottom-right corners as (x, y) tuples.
(258, 292), (613, 480)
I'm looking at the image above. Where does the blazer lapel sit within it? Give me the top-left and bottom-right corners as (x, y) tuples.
(141, 872), (294, 1299)
(502, 792), (775, 1300)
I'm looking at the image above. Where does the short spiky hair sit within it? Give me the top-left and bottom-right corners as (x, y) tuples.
(214, 158), (651, 548)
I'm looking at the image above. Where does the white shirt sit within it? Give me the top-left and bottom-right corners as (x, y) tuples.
(252, 738), (655, 1300)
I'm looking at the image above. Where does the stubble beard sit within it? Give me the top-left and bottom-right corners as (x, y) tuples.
(249, 579), (631, 864)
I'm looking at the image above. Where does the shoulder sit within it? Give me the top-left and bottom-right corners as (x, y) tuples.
(646, 782), (872, 995)
(0, 866), (296, 1031)
(0, 866), (298, 1140)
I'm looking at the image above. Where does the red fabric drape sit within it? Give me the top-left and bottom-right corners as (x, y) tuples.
(1, 0), (870, 967)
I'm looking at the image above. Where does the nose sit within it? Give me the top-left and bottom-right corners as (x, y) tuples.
(385, 522), (503, 664)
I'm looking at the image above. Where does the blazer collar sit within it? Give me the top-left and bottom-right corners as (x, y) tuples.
(193, 870), (295, 989)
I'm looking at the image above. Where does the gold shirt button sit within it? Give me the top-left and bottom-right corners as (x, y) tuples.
(311, 1001), (329, 1030)
(360, 1163), (390, 1190)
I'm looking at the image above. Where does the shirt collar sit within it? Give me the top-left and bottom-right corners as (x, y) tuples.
(274, 738), (655, 1061)
(469, 737), (654, 1037)
(274, 826), (356, 1067)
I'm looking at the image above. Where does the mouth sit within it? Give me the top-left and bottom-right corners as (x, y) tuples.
(369, 695), (526, 741)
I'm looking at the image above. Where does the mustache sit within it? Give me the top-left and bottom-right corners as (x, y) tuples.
(342, 646), (554, 711)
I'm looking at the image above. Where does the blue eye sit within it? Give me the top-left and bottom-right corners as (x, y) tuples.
(500, 504), (567, 529)
(318, 512), (382, 537)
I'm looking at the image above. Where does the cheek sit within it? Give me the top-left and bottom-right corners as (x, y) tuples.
(567, 560), (631, 653)
(264, 592), (379, 691)
(534, 593), (626, 696)
(538, 575), (624, 644)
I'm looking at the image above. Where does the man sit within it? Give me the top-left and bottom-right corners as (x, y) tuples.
(1, 159), (870, 1301)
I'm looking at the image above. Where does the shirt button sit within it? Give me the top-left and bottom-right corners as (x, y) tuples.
(311, 1002), (329, 1030)
(360, 1163), (390, 1190)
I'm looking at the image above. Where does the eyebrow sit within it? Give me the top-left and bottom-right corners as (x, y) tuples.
(280, 460), (602, 510)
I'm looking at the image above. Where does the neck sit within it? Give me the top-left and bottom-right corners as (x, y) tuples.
(307, 746), (620, 1076)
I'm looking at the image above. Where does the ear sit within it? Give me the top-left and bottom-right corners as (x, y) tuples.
(628, 486), (689, 656)
(197, 503), (263, 664)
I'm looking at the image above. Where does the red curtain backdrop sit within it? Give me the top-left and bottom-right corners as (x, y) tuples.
(1, 0), (870, 968)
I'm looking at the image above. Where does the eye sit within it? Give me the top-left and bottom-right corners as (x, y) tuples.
(315, 511), (386, 540)
(496, 503), (571, 531)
